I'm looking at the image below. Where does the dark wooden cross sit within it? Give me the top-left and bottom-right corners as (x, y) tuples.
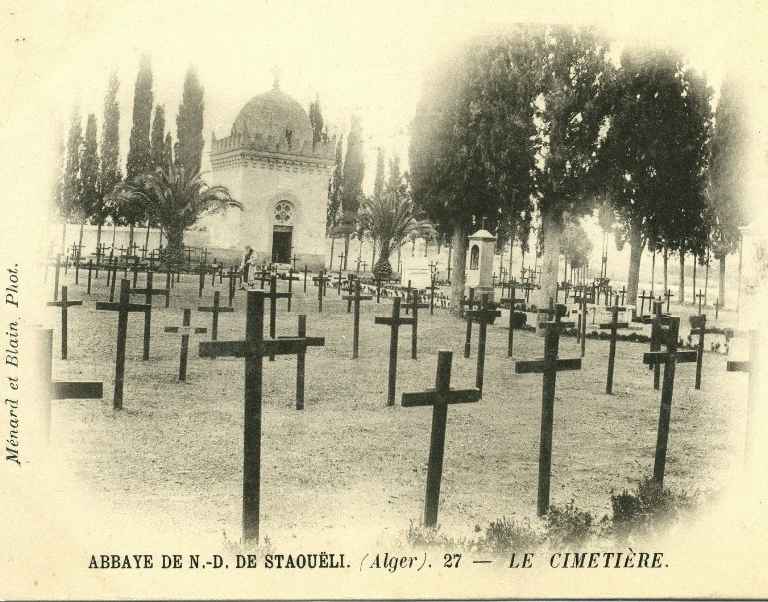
(284, 268), (300, 311)
(278, 314), (325, 410)
(96, 279), (150, 409)
(337, 253), (345, 295)
(223, 268), (241, 307)
(343, 280), (372, 359)
(312, 271), (331, 312)
(52, 255), (62, 302)
(290, 253), (299, 272)
(46, 285), (82, 360)
(634, 290), (654, 323)
(107, 262), (119, 303)
(343, 274), (358, 313)
(401, 350), (481, 527)
(696, 289), (706, 316)
(402, 280), (414, 315)
(573, 291), (589, 357)
(37, 327), (103, 442)
(257, 268), (270, 290)
(198, 290), (326, 542)
(198, 267), (207, 298)
(407, 289), (429, 360)
(130, 271), (169, 361)
(198, 290), (234, 341)
(501, 281), (526, 358)
(619, 285), (626, 306)
(689, 314), (720, 390)
(427, 274), (439, 316)
(599, 294), (629, 394)
(86, 259), (94, 295)
(515, 303), (581, 516)
(642, 315), (697, 487)
(664, 288), (674, 313)
(464, 294), (501, 393)
(374, 298), (415, 405)
(649, 300), (668, 390)
(164, 308), (208, 382)
(265, 275), (292, 361)
(303, 265), (309, 293)
(714, 297), (720, 320)
(727, 331), (758, 465)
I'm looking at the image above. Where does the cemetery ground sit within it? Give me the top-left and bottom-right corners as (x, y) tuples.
(45, 271), (747, 551)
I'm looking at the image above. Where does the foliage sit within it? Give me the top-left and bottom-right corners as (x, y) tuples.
(79, 114), (100, 224)
(150, 105), (166, 171)
(341, 115), (365, 227)
(706, 73), (750, 259)
(51, 125), (66, 219)
(309, 95), (324, 149)
(98, 71), (122, 226)
(176, 67), (205, 175)
(126, 54), (154, 179)
(373, 147), (386, 201)
(543, 499), (596, 545)
(115, 164), (241, 262)
(62, 106), (83, 222)
(483, 516), (544, 552)
(326, 135), (344, 232)
(561, 219), (593, 269)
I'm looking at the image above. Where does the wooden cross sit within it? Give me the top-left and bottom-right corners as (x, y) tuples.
(427, 274), (439, 315)
(337, 253), (345, 295)
(599, 294), (629, 394)
(515, 303), (581, 515)
(634, 290), (655, 323)
(51, 255), (62, 301)
(401, 350), (481, 527)
(265, 275), (292, 361)
(223, 268), (241, 307)
(290, 253), (299, 272)
(642, 316), (697, 486)
(714, 297), (720, 320)
(96, 279), (150, 409)
(278, 314), (325, 409)
(374, 298), (415, 405)
(573, 291), (589, 357)
(664, 288), (674, 313)
(343, 274), (358, 312)
(312, 271), (331, 312)
(46, 285), (82, 360)
(198, 290), (234, 341)
(343, 280), (372, 359)
(36, 328), (103, 442)
(303, 265), (309, 293)
(408, 289), (429, 360)
(283, 268), (300, 311)
(198, 290), (326, 542)
(500, 281), (526, 358)
(164, 308), (208, 381)
(649, 300), (669, 390)
(402, 280), (415, 315)
(198, 267), (207, 298)
(86, 259), (94, 295)
(464, 294), (501, 393)
(727, 331), (759, 465)
(689, 314), (720, 390)
(107, 262), (119, 303)
(130, 271), (169, 361)
(257, 268), (270, 290)
(696, 289), (706, 315)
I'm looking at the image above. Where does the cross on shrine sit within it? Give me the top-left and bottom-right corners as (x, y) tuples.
(689, 314), (720, 390)
(198, 290), (234, 341)
(515, 302), (581, 516)
(312, 270), (331, 312)
(256, 268), (270, 290)
(130, 271), (169, 361)
(464, 294), (501, 393)
(343, 280), (372, 359)
(401, 350), (481, 527)
(36, 328), (103, 442)
(599, 294), (629, 394)
(727, 331), (759, 465)
(265, 275), (292, 361)
(642, 315), (697, 487)
(278, 314), (325, 410)
(374, 298), (414, 405)
(96, 279), (150, 409)
(198, 290), (326, 542)
(46, 285), (82, 360)
(500, 281), (526, 358)
(164, 308), (208, 381)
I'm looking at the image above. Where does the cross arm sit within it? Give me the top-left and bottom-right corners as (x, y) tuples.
(95, 301), (150, 313)
(599, 322), (629, 329)
(642, 350), (698, 365)
(53, 381), (103, 400)
(47, 300), (83, 307)
(165, 326), (208, 335)
(374, 316), (415, 325)
(199, 336), (325, 358)
(515, 357), (582, 373)
(130, 287), (169, 296)
(197, 305), (235, 313)
(727, 360), (751, 372)
(401, 388), (481, 407)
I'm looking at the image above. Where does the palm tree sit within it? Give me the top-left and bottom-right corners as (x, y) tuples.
(359, 191), (434, 280)
(114, 164), (241, 264)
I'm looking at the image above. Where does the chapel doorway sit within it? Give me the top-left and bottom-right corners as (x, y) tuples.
(272, 226), (292, 263)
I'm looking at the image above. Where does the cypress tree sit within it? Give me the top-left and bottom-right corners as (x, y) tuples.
(126, 55), (153, 247)
(373, 147), (385, 200)
(98, 71), (121, 252)
(341, 116), (364, 269)
(62, 106), (83, 253)
(309, 95), (324, 150)
(150, 105), (166, 171)
(176, 67), (204, 175)
(79, 113), (100, 255)
(327, 135), (344, 269)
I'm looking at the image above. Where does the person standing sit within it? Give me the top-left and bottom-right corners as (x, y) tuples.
(240, 245), (254, 289)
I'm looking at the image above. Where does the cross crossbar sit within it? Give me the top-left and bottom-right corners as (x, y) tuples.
(402, 389), (481, 407)
(643, 350), (698, 365)
(200, 336), (325, 358)
(727, 360), (751, 372)
(515, 358), (582, 374)
(53, 381), (103, 400)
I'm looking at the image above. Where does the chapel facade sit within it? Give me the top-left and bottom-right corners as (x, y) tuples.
(206, 79), (335, 270)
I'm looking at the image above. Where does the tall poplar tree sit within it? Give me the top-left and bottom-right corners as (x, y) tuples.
(150, 105), (166, 171)
(97, 71), (122, 252)
(309, 95), (324, 150)
(341, 116), (365, 269)
(326, 135), (344, 268)
(125, 55), (154, 246)
(62, 106), (83, 253)
(79, 113), (100, 256)
(176, 67), (204, 175)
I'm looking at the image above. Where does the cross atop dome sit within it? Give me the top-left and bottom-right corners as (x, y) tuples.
(271, 65), (282, 90)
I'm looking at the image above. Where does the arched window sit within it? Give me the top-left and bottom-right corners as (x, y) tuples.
(274, 200), (295, 225)
(469, 245), (480, 270)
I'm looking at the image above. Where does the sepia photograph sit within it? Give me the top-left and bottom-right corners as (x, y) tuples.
(2, 0), (768, 599)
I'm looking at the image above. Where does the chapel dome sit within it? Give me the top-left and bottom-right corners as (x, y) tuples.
(231, 83), (313, 152)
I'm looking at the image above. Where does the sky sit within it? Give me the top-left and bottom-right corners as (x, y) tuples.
(2, 0), (768, 259)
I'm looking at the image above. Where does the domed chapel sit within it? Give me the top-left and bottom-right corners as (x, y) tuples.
(206, 76), (336, 270)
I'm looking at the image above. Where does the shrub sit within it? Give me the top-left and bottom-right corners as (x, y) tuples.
(483, 516), (544, 552)
(543, 499), (596, 545)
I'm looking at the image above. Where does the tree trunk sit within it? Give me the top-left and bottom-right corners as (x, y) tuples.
(144, 218), (151, 254)
(329, 237), (336, 271)
(129, 223), (135, 250)
(692, 259), (697, 305)
(718, 255), (726, 308)
(737, 234), (743, 314)
(450, 225), (467, 317)
(373, 240), (393, 280)
(679, 251), (685, 307)
(96, 223), (103, 258)
(663, 247), (668, 294)
(77, 222), (85, 261)
(704, 249), (710, 305)
(447, 242), (452, 282)
(111, 223), (117, 247)
(625, 223), (644, 309)
(536, 208), (562, 314)
(60, 221), (67, 256)
(164, 223), (185, 265)
(650, 250), (656, 296)
(508, 241), (514, 282)
(343, 234), (350, 270)
(371, 239), (376, 269)
(397, 245), (402, 274)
